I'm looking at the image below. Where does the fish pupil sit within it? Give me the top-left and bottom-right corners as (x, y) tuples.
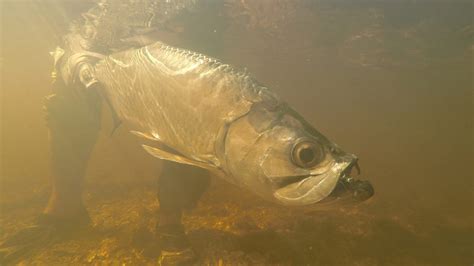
(300, 147), (315, 164)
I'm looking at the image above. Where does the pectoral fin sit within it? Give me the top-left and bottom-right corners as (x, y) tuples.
(142, 144), (217, 171)
(131, 130), (160, 141)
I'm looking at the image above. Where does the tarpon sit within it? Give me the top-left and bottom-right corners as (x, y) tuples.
(94, 41), (374, 206)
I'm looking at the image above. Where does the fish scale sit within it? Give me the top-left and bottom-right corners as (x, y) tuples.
(94, 41), (269, 172)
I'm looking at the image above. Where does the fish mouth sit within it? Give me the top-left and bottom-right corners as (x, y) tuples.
(319, 160), (374, 204)
(273, 157), (374, 206)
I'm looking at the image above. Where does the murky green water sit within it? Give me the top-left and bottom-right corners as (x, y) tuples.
(1, 1), (472, 265)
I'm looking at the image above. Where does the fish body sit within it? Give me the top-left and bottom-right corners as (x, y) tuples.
(95, 42), (266, 173)
(94, 41), (374, 206)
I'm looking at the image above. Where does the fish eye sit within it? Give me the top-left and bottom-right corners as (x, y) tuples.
(291, 140), (323, 168)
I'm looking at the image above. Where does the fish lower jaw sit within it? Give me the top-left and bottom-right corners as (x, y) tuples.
(273, 174), (310, 189)
(272, 174), (339, 206)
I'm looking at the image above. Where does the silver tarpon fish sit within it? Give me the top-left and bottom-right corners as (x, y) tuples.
(94, 41), (374, 206)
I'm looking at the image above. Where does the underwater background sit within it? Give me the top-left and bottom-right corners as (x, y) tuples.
(1, 0), (472, 264)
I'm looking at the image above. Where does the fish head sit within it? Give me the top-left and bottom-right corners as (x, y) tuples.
(224, 103), (374, 206)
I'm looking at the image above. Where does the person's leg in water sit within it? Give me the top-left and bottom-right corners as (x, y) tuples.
(0, 78), (102, 263)
(157, 161), (211, 263)
(41, 80), (102, 227)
